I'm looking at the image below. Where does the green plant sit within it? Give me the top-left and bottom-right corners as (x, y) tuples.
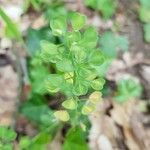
(84, 0), (117, 19)
(115, 77), (142, 103)
(0, 7), (22, 41)
(0, 126), (17, 150)
(139, 0), (150, 42)
(40, 12), (105, 124)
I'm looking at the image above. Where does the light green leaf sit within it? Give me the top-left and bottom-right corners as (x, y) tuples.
(54, 110), (70, 122)
(50, 16), (66, 36)
(91, 78), (105, 90)
(89, 91), (102, 104)
(62, 98), (77, 110)
(81, 26), (98, 49)
(139, 7), (150, 23)
(66, 31), (81, 47)
(0, 126), (16, 142)
(81, 103), (95, 115)
(89, 50), (105, 66)
(73, 81), (88, 96)
(115, 77), (142, 103)
(45, 74), (64, 93)
(100, 31), (129, 58)
(70, 12), (87, 31)
(139, 0), (150, 8)
(144, 23), (150, 42)
(40, 40), (59, 62)
(56, 59), (74, 72)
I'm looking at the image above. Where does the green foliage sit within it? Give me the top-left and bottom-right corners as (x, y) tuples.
(115, 77), (142, 103)
(100, 31), (129, 58)
(63, 127), (89, 150)
(139, 0), (150, 42)
(0, 126), (16, 150)
(144, 23), (150, 42)
(24, 0), (52, 11)
(40, 12), (105, 123)
(0, 7), (22, 41)
(21, 95), (54, 126)
(26, 27), (56, 56)
(84, 0), (117, 19)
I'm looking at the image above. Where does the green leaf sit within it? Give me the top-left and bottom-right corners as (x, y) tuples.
(81, 26), (98, 49)
(26, 27), (55, 56)
(85, 0), (116, 19)
(139, 0), (150, 8)
(2, 144), (13, 150)
(70, 12), (87, 31)
(97, 0), (116, 19)
(21, 96), (54, 125)
(40, 40), (59, 62)
(73, 80), (88, 96)
(139, 7), (150, 23)
(63, 127), (89, 150)
(81, 103), (95, 115)
(0, 7), (22, 41)
(144, 23), (150, 42)
(89, 91), (102, 104)
(91, 78), (105, 90)
(54, 110), (70, 122)
(62, 98), (77, 110)
(115, 77), (142, 103)
(66, 31), (81, 47)
(45, 74), (64, 93)
(89, 50), (105, 66)
(50, 16), (66, 36)
(100, 31), (129, 58)
(56, 59), (74, 72)
(0, 126), (16, 142)
(19, 136), (30, 149)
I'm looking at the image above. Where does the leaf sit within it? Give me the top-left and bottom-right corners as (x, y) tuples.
(54, 110), (70, 122)
(50, 16), (66, 36)
(26, 27), (55, 56)
(56, 59), (74, 72)
(97, 0), (116, 19)
(0, 7), (22, 41)
(21, 96), (54, 125)
(139, 7), (150, 23)
(70, 12), (87, 31)
(19, 136), (30, 149)
(115, 77), (142, 103)
(144, 23), (150, 42)
(139, 0), (150, 8)
(89, 91), (102, 104)
(100, 31), (129, 58)
(66, 31), (81, 47)
(91, 78), (105, 90)
(81, 103), (95, 115)
(73, 80), (88, 96)
(85, 0), (116, 19)
(89, 50), (105, 66)
(74, 49), (87, 63)
(40, 40), (59, 62)
(81, 26), (98, 49)
(2, 144), (13, 150)
(0, 126), (16, 142)
(63, 127), (89, 150)
(45, 74), (64, 93)
(62, 98), (77, 110)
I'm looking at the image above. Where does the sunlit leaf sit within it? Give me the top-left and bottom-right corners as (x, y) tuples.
(54, 110), (70, 122)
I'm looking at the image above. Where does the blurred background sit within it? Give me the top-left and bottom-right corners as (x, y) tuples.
(0, 0), (150, 150)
